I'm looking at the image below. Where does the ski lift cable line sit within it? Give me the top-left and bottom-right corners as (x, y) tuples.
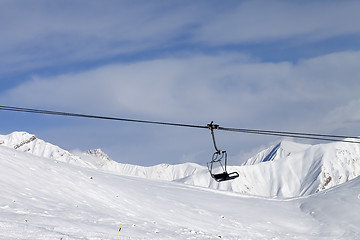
(0, 105), (208, 129)
(218, 127), (360, 141)
(0, 105), (359, 144)
(218, 127), (359, 144)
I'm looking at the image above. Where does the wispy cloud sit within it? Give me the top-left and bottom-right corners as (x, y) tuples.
(196, 1), (360, 44)
(2, 51), (360, 131)
(3, 50), (359, 165)
(1, 1), (359, 75)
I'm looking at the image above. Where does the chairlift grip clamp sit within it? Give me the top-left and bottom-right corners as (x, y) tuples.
(207, 121), (219, 131)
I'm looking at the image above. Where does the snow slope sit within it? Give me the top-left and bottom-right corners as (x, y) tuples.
(1, 131), (360, 198)
(1, 145), (359, 239)
(0, 132), (207, 181)
(181, 140), (360, 197)
(80, 148), (207, 181)
(243, 141), (312, 165)
(0, 132), (95, 168)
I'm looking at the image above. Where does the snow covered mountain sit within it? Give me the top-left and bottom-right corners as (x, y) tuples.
(1, 131), (359, 198)
(0, 132), (207, 181)
(1, 143), (359, 239)
(80, 148), (207, 181)
(243, 141), (311, 165)
(181, 140), (360, 197)
(0, 131), (95, 168)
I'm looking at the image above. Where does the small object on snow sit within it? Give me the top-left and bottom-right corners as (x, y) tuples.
(118, 222), (123, 235)
(89, 176), (93, 179)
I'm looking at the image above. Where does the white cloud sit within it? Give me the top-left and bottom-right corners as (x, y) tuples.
(321, 99), (360, 136)
(195, 0), (360, 44)
(2, 51), (360, 131)
(1, 1), (359, 74)
(2, 50), (360, 165)
(0, 1), (200, 73)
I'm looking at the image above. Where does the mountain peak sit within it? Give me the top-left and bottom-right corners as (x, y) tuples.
(243, 140), (311, 165)
(0, 131), (95, 168)
(0, 131), (37, 150)
(86, 149), (112, 162)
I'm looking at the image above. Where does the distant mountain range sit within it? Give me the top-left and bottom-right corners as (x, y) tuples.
(1, 131), (359, 198)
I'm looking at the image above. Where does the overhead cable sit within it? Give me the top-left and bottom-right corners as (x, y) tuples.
(0, 105), (359, 144)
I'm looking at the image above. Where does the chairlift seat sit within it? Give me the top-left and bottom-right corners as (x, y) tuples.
(212, 171), (239, 182)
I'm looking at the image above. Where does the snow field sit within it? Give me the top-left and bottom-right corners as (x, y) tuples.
(1, 145), (360, 239)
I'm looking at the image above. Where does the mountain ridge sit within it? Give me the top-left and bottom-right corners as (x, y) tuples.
(0, 131), (95, 168)
(1, 131), (359, 198)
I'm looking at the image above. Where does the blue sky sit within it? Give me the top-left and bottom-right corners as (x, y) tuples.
(1, 0), (360, 166)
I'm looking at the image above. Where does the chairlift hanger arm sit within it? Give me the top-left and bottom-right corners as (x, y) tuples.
(208, 121), (221, 153)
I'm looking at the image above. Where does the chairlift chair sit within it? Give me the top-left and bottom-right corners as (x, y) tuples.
(207, 122), (239, 182)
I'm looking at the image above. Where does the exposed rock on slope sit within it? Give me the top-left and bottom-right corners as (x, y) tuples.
(0, 131), (95, 168)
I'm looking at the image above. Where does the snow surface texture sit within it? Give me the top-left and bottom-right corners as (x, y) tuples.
(1, 131), (359, 198)
(1, 144), (360, 239)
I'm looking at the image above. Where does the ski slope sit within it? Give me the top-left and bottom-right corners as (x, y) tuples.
(1, 144), (360, 239)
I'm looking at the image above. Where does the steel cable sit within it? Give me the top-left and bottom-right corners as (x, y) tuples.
(1, 105), (359, 144)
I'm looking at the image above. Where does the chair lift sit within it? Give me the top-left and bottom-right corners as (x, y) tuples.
(207, 122), (239, 182)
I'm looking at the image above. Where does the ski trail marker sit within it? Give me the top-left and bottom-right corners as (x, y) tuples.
(118, 222), (123, 235)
